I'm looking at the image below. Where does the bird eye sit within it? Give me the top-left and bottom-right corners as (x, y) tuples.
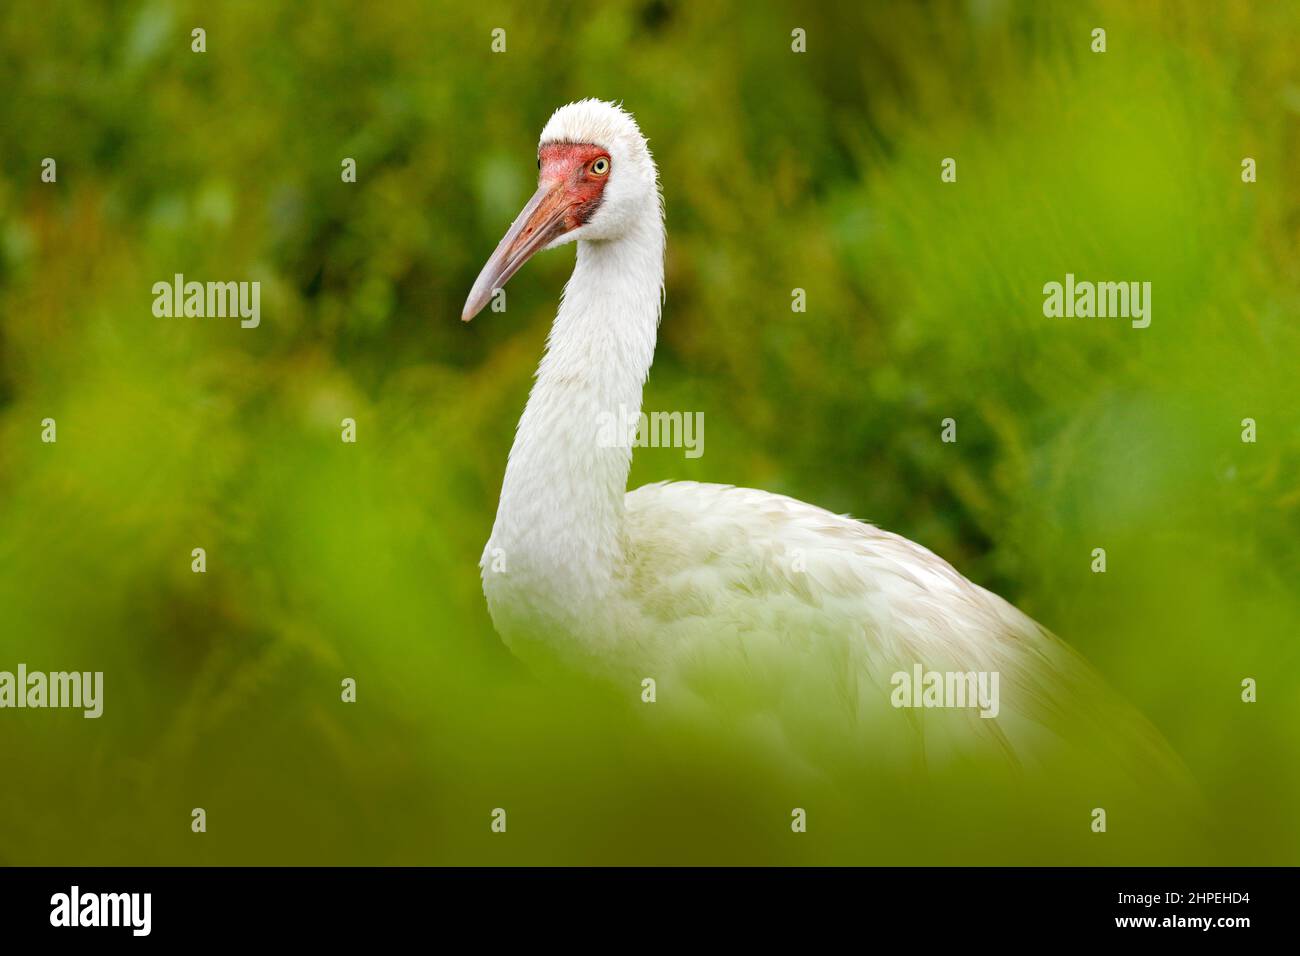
(591, 157), (610, 176)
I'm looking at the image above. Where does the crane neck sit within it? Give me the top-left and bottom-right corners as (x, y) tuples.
(483, 206), (665, 643)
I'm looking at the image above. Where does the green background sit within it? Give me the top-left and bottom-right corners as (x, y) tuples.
(1, 0), (1297, 864)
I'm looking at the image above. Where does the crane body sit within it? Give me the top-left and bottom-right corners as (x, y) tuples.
(462, 100), (1194, 793)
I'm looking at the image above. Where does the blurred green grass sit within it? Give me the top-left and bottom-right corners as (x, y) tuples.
(1, 0), (1297, 864)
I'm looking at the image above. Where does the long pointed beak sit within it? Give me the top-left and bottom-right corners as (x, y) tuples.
(462, 180), (572, 322)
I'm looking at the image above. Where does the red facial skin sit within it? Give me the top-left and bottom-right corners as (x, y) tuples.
(460, 142), (614, 321)
(538, 143), (611, 230)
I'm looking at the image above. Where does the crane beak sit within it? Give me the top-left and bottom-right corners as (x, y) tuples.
(462, 180), (572, 322)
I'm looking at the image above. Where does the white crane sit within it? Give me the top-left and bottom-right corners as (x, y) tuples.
(462, 99), (1192, 791)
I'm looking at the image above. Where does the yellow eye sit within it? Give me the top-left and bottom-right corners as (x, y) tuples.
(591, 157), (610, 175)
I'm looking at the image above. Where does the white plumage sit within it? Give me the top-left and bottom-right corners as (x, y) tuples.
(464, 100), (1192, 792)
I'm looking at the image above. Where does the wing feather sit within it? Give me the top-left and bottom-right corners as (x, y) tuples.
(621, 481), (1196, 802)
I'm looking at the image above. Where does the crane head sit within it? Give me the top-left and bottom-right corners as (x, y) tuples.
(462, 99), (660, 322)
